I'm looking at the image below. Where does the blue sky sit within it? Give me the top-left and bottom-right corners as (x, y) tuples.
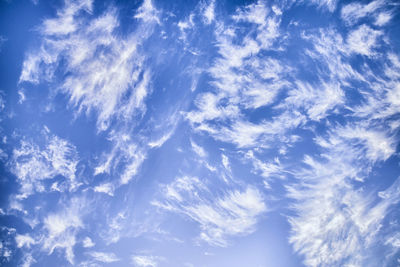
(1, 0), (400, 266)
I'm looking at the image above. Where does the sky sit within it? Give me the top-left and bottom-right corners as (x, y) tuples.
(0, 0), (400, 266)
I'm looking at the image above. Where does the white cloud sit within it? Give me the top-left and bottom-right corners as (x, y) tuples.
(385, 232), (400, 248)
(18, 89), (26, 104)
(82, 237), (95, 248)
(148, 110), (181, 149)
(94, 183), (114, 196)
(19, 0), (157, 132)
(21, 253), (36, 267)
(201, 0), (215, 25)
(221, 154), (230, 172)
(153, 176), (266, 246)
(88, 251), (120, 263)
(11, 131), (79, 198)
(94, 131), (146, 185)
(12, 0), (400, 266)
(185, 2), (304, 151)
(186, 92), (239, 123)
(375, 11), (393, 26)
(245, 150), (283, 182)
(347, 25), (383, 57)
(191, 140), (207, 158)
(302, 28), (365, 84)
(308, 0), (338, 12)
(148, 130), (174, 148)
(15, 234), (35, 248)
(134, 0), (160, 24)
(41, 0), (93, 35)
(42, 197), (85, 264)
(279, 81), (344, 121)
(287, 120), (399, 266)
(334, 125), (396, 162)
(232, 1), (269, 26)
(132, 255), (159, 267)
(17, 0), (170, 197)
(341, 0), (386, 26)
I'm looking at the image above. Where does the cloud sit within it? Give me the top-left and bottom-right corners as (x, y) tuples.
(232, 1), (270, 26)
(94, 182), (114, 196)
(15, 234), (35, 248)
(347, 25), (383, 57)
(17, 89), (26, 104)
(341, 0), (386, 26)
(334, 125), (396, 163)
(134, 0), (160, 24)
(148, 130), (174, 148)
(153, 176), (266, 246)
(186, 1), (304, 150)
(41, 0), (93, 35)
(306, 0), (338, 12)
(94, 131), (146, 185)
(287, 120), (399, 266)
(375, 11), (393, 26)
(302, 28), (364, 83)
(42, 197), (86, 264)
(19, 0), (157, 132)
(190, 140), (207, 158)
(88, 251), (120, 263)
(0, 227), (15, 264)
(221, 154), (230, 172)
(132, 255), (160, 267)
(148, 111), (181, 149)
(10, 130), (79, 199)
(9, 0), (400, 266)
(201, 0), (215, 25)
(20, 254), (35, 267)
(279, 80), (344, 121)
(245, 150), (284, 186)
(82, 237), (95, 248)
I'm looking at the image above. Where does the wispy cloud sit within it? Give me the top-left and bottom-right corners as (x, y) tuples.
(88, 251), (120, 263)
(287, 120), (399, 266)
(132, 254), (160, 267)
(309, 0), (338, 12)
(200, 0), (216, 25)
(374, 11), (393, 26)
(153, 176), (266, 246)
(278, 80), (344, 121)
(94, 130), (146, 185)
(347, 25), (383, 57)
(341, 0), (387, 26)
(11, 129), (79, 199)
(8, 0), (400, 266)
(190, 140), (207, 158)
(42, 197), (86, 264)
(19, 0), (157, 132)
(134, 0), (160, 24)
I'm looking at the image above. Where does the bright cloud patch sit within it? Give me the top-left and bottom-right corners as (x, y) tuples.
(11, 130), (79, 199)
(153, 176), (266, 246)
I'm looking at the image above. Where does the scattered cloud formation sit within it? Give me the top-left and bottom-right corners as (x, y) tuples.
(11, 130), (79, 199)
(2, 0), (400, 266)
(153, 176), (266, 246)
